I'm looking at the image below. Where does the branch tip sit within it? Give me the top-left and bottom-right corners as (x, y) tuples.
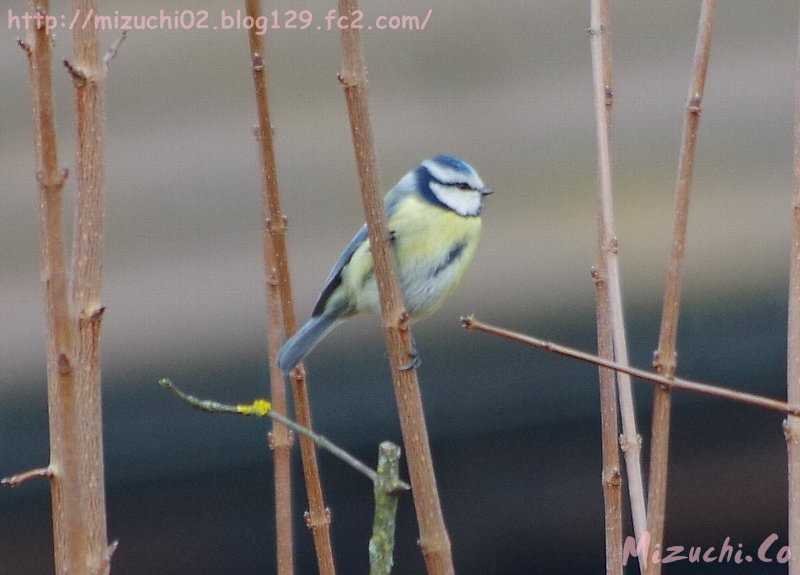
(103, 31), (128, 71)
(63, 59), (87, 85)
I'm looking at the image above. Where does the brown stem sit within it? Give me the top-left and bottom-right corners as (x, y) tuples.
(787, 9), (800, 575)
(244, 1), (336, 573)
(461, 317), (800, 417)
(335, 1), (454, 572)
(19, 2), (84, 573)
(647, 3), (716, 573)
(591, 266), (623, 575)
(69, 0), (111, 572)
(588, 2), (647, 564)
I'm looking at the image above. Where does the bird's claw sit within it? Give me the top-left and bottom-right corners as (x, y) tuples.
(399, 349), (421, 371)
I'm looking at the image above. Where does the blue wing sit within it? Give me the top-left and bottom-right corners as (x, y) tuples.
(311, 224), (368, 317)
(310, 174), (417, 317)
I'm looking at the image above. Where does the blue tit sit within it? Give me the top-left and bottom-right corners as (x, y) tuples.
(278, 154), (492, 374)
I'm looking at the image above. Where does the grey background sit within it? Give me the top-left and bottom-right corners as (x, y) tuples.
(1, 0), (797, 573)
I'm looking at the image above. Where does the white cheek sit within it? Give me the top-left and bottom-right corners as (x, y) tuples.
(429, 182), (481, 216)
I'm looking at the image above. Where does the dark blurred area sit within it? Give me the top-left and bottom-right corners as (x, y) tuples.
(2, 1), (799, 573)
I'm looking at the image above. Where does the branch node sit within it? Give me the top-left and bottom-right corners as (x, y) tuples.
(267, 429), (295, 450)
(290, 364), (307, 385)
(397, 310), (411, 332)
(586, 24), (605, 37)
(251, 52), (265, 72)
(602, 466), (622, 488)
(63, 59), (88, 85)
(1, 466), (53, 488)
(36, 167), (69, 194)
(687, 93), (703, 115)
(17, 37), (32, 58)
(304, 507), (332, 529)
(590, 266), (604, 286)
(337, 70), (358, 88)
(57, 352), (73, 376)
(604, 85), (614, 109)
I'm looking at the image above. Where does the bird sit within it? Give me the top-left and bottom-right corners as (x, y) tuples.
(278, 154), (492, 374)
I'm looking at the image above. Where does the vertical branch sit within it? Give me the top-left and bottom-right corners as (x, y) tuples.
(588, 2), (648, 567)
(244, 1), (338, 573)
(245, 6), (294, 572)
(647, 2), (716, 573)
(591, 268), (623, 575)
(19, 1), (82, 573)
(335, 0), (455, 573)
(786, 8), (800, 575)
(588, 2), (623, 572)
(68, 0), (111, 572)
(369, 442), (405, 575)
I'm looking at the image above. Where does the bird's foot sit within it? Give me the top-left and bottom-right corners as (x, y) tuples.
(399, 348), (421, 372)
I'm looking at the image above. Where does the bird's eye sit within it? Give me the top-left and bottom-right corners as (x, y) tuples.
(456, 183), (472, 191)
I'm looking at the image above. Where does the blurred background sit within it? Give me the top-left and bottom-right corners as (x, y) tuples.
(1, 0), (798, 573)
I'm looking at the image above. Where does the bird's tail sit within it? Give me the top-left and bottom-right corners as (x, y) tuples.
(278, 314), (340, 375)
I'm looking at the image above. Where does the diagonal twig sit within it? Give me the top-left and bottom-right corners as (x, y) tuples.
(461, 316), (800, 417)
(157, 378), (411, 490)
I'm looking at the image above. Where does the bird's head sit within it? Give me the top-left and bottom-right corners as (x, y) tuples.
(413, 155), (492, 217)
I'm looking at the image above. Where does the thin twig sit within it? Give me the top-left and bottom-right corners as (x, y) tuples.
(787, 8), (800, 575)
(588, 2), (626, 573)
(102, 31), (127, 71)
(647, 4), (716, 573)
(335, 0), (455, 572)
(369, 442), (406, 575)
(157, 379), (412, 489)
(588, 3), (647, 567)
(19, 1), (82, 573)
(461, 316), (800, 417)
(1, 466), (53, 488)
(243, 1), (336, 573)
(70, 0), (112, 571)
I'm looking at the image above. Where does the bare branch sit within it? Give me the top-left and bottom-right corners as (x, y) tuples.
(18, 1), (84, 572)
(787, 8), (800, 575)
(588, 2), (628, 572)
(157, 379), (412, 489)
(369, 442), (407, 575)
(335, 0), (454, 572)
(461, 316), (800, 417)
(69, 0), (112, 572)
(1, 466), (53, 488)
(647, 3), (717, 572)
(588, 2), (646, 566)
(243, 0), (337, 572)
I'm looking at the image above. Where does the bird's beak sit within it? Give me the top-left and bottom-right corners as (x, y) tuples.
(480, 187), (494, 196)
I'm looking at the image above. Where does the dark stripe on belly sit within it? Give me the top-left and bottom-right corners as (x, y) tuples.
(431, 241), (466, 278)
